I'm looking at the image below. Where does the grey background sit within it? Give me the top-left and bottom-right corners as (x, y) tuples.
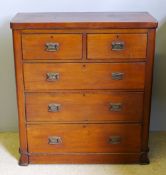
(0, 0), (165, 131)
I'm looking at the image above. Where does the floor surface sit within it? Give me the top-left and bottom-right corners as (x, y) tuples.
(0, 131), (165, 175)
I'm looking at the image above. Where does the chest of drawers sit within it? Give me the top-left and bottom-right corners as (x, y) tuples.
(11, 12), (158, 165)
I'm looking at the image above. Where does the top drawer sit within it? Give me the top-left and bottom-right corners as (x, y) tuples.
(87, 34), (147, 60)
(22, 34), (83, 60)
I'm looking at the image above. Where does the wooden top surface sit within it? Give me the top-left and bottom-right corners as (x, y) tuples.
(10, 12), (158, 29)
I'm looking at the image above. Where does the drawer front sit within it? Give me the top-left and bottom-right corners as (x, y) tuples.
(27, 124), (141, 153)
(24, 63), (145, 90)
(87, 34), (147, 59)
(26, 92), (143, 122)
(22, 34), (83, 60)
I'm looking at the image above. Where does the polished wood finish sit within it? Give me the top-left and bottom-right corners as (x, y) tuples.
(87, 34), (147, 59)
(12, 30), (29, 166)
(141, 29), (156, 164)
(26, 92), (143, 122)
(23, 63), (145, 90)
(11, 12), (157, 29)
(29, 154), (141, 164)
(22, 34), (83, 60)
(27, 124), (141, 153)
(11, 12), (157, 165)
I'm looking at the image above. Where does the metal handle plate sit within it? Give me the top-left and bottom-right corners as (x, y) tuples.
(45, 42), (59, 52)
(112, 72), (124, 80)
(110, 103), (122, 112)
(109, 136), (121, 144)
(48, 103), (61, 112)
(48, 136), (62, 145)
(112, 41), (125, 51)
(46, 72), (60, 81)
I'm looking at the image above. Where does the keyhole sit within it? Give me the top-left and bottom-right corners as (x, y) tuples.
(82, 64), (86, 69)
(83, 125), (87, 128)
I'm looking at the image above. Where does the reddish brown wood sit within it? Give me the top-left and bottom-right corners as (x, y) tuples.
(141, 29), (157, 164)
(22, 34), (83, 60)
(26, 92), (143, 122)
(12, 30), (29, 165)
(87, 34), (147, 59)
(11, 12), (157, 165)
(21, 29), (148, 34)
(29, 154), (141, 164)
(23, 63), (145, 90)
(27, 124), (141, 153)
(10, 12), (158, 29)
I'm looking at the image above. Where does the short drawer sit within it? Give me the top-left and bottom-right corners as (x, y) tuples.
(27, 124), (141, 153)
(22, 34), (83, 60)
(26, 92), (143, 122)
(23, 63), (145, 90)
(87, 34), (147, 60)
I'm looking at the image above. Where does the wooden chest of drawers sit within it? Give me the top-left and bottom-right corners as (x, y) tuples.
(11, 12), (158, 165)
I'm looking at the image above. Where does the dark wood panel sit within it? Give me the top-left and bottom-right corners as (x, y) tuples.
(87, 34), (147, 59)
(27, 124), (141, 153)
(22, 34), (82, 60)
(29, 153), (141, 164)
(23, 63), (145, 90)
(26, 92), (144, 122)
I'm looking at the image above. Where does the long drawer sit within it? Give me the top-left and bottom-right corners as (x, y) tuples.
(27, 124), (142, 153)
(26, 92), (143, 122)
(23, 63), (145, 91)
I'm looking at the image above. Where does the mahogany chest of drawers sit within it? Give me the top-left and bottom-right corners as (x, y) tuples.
(11, 12), (158, 165)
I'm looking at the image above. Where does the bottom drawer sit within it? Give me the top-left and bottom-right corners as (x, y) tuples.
(27, 124), (141, 153)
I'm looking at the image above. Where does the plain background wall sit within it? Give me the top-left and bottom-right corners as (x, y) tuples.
(0, 0), (166, 131)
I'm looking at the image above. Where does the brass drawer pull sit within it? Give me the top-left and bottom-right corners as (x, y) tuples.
(46, 72), (60, 81)
(45, 42), (60, 52)
(112, 41), (125, 51)
(112, 72), (124, 80)
(48, 103), (61, 112)
(110, 103), (122, 112)
(48, 136), (62, 145)
(109, 136), (121, 144)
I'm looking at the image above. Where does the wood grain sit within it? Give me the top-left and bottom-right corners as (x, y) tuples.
(12, 30), (29, 165)
(27, 123), (141, 153)
(11, 12), (157, 165)
(87, 34), (147, 59)
(29, 153), (141, 164)
(10, 12), (158, 29)
(26, 92), (144, 122)
(22, 34), (82, 60)
(141, 29), (156, 156)
(23, 63), (145, 91)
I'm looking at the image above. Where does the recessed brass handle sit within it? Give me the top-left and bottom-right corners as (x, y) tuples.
(112, 72), (124, 80)
(46, 72), (60, 81)
(48, 103), (61, 112)
(112, 41), (125, 51)
(45, 42), (59, 52)
(109, 103), (122, 112)
(108, 136), (121, 144)
(48, 136), (62, 145)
